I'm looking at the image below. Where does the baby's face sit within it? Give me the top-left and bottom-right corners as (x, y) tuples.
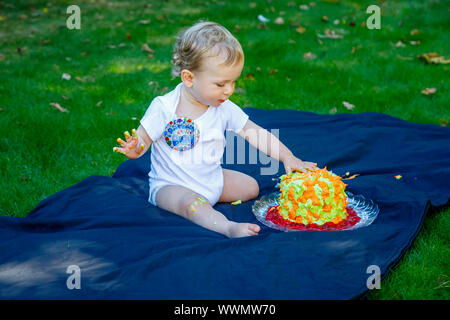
(191, 55), (244, 107)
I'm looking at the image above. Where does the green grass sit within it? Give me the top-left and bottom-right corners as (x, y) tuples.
(0, 0), (449, 299)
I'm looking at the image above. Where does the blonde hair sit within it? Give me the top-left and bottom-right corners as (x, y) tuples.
(171, 21), (244, 78)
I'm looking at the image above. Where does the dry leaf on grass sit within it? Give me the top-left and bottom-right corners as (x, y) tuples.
(418, 53), (450, 64)
(342, 101), (355, 110)
(421, 88), (436, 95)
(257, 14), (270, 23)
(274, 17), (284, 25)
(329, 107), (337, 114)
(318, 29), (342, 39)
(303, 52), (317, 60)
(50, 102), (69, 113)
(138, 20), (150, 25)
(395, 40), (405, 47)
(141, 43), (154, 54)
(351, 45), (362, 54)
(62, 73), (71, 80)
(296, 26), (306, 34)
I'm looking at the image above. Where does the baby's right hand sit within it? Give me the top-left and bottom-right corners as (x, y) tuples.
(113, 129), (145, 159)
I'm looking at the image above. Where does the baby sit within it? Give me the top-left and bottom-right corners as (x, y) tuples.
(113, 21), (318, 238)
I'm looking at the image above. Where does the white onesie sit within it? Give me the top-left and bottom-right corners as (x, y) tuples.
(140, 82), (249, 207)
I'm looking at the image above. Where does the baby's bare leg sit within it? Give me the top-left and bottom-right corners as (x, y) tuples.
(155, 185), (260, 238)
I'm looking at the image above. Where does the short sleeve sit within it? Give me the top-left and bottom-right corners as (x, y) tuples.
(140, 97), (166, 141)
(223, 100), (249, 134)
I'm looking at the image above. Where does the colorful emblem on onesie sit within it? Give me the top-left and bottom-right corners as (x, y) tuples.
(163, 117), (200, 151)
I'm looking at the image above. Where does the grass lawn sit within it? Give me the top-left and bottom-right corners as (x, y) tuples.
(0, 0), (448, 299)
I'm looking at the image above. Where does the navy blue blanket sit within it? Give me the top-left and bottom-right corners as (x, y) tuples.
(1, 108), (449, 299)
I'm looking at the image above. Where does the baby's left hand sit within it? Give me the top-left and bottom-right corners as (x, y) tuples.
(283, 154), (318, 174)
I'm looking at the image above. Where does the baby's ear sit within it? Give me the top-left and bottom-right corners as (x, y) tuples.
(180, 69), (194, 87)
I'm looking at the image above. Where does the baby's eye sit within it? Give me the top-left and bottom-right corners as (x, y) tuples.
(216, 83), (225, 87)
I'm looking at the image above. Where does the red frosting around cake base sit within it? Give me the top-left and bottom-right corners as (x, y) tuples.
(266, 205), (360, 231)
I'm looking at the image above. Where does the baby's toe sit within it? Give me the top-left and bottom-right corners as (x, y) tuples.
(249, 224), (260, 234)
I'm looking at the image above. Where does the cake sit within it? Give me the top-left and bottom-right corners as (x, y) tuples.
(276, 167), (348, 225)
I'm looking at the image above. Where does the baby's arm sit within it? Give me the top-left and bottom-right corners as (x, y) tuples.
(113, 125), (153, 159)
(238, 119), (317, 173)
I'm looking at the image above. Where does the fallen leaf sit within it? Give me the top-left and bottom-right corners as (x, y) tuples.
(244, 73), (255, 80)
(125, 33), (131, 39)
(395, 40), (405, 47)
(318, 29), (342, 39)
(418, 53), (450, 64)
(80, 52), (89, 57)
(394, 175), (402, 180)
(321, 16), (328, 22)
(299, 4), (309, 10)
(410, 29), (420, 36)
(351, 45), (362, 54)
(62, 73), (71, 80)
(75, 76), (85, 82)
(108, 45), (117, 49)
(329, 107), (337, 114)
(296, 26), (306, 33)
(333, 19), (340, 25)
(138, 20), (151, 25)
(274, 17), (284, 25)
(96, 101), (103, 107)
(269, 69), (278, 74)
(421, 88), (436, 95)
(257, 14), (270, 23)
(409, 40), (420, 46)
(303, 51), (317, 60)
(61, 95), (69, 100)
(131, 117), (140, 121)
(141, 43), (154, 53)
(40, 39), (51, 45)
(342, 101), (355, 110)
(349, 21), (356, 27)
(50, 102), (69, 113)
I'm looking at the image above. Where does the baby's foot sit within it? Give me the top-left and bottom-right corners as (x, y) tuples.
(226, 222), (260, 238)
